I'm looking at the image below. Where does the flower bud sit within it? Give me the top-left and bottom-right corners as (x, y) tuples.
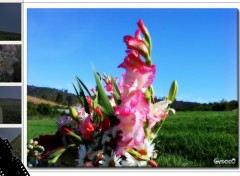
(168, 80), (178, 103)
(145, 86), (154, 103)
(124, 147), (141, 158)
(69, 107), (80, 123)
(137, 19), (152, 51)
(137, 19), (149, 39)
(63, 127), (82, 142)
(148, 160), (158, 167)
(124, 35), (151, 64)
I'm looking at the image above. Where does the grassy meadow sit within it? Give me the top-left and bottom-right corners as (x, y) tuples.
(27, 118), (58, 141)
(27, 111), (238, 167)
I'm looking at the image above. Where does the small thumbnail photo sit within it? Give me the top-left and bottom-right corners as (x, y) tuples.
(0, 86), (21, 124)
(0, 3), (21, 41)
(0, 128), (21, 159)
(0, 45), (21, 82)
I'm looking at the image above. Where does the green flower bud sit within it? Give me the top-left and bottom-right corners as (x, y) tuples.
(69, 107), (79, 123)
(145, 86), (154, 103)
(125, 147), (141, 158)
(168, 80), (178, 103)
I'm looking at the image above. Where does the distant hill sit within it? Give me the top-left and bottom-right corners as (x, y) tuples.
(171, 100), (200, 111)
(0, 30), (21, 41)
(154, 97), (238, 111)
(27, 85), (79, 106)
(28, 95), (66, 107)
(28, 85), (238, 111)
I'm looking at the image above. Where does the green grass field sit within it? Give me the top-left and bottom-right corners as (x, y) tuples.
(27, 118), (58, 141)
(27, 111), (238, 167)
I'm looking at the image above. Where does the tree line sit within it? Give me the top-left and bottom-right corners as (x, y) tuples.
(154, 97), (238, 111)
(27, 102), (63, 119)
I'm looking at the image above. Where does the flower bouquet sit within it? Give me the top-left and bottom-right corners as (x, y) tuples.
(27, 19), (178, 167)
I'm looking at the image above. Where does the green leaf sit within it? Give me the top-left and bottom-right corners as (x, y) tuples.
(47, 144), (76, 166)
(97, 104), (119, 124)
(110, 76), (120, 95)
(92, 113), (99, 125)
(93, 69), (119, 125)
(75, 76), (92, 97)
(110, 76), (121, 105)
(76, 78), (90, 114)
(73, 84), (82, 104)
(48, 148), (66, 166)
(57, 146), (78, 166)
(93, 69), (113, 114)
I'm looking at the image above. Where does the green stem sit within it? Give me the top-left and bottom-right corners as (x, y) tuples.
(155, 118), (166, 136)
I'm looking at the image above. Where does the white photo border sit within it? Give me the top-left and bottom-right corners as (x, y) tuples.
(23, 2), (240, 176)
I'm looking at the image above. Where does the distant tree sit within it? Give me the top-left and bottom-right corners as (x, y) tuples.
(27, 102), (39, 116)
(212, 100), (230, 111)
(66, 95), (73, 107)
(56, 92), (63, 103)
(37, 103), (52, 115)
(229, 100), (238, 110)
(154, 96), (165, 102)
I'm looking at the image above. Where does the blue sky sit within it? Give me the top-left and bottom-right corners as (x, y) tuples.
(0, 3), (21, 33)
(27, 8), (238, 103)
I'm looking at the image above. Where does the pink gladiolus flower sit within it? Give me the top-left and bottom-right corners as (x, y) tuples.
(115, 106), (145, 155)
(78, 115), (95, 141)
(104, 76), (114, 94)
(120, 90), (150, 118)
(114, 91), (149, 155)
(95, 106), (102, 117)
(86, 96), (92, 106)
(118, 53), (156, 97)
(147, 100), (175, 130)
(118, 19), (155, 98)
(124, 35), (149, 60)
(99, 117), (111, 133)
